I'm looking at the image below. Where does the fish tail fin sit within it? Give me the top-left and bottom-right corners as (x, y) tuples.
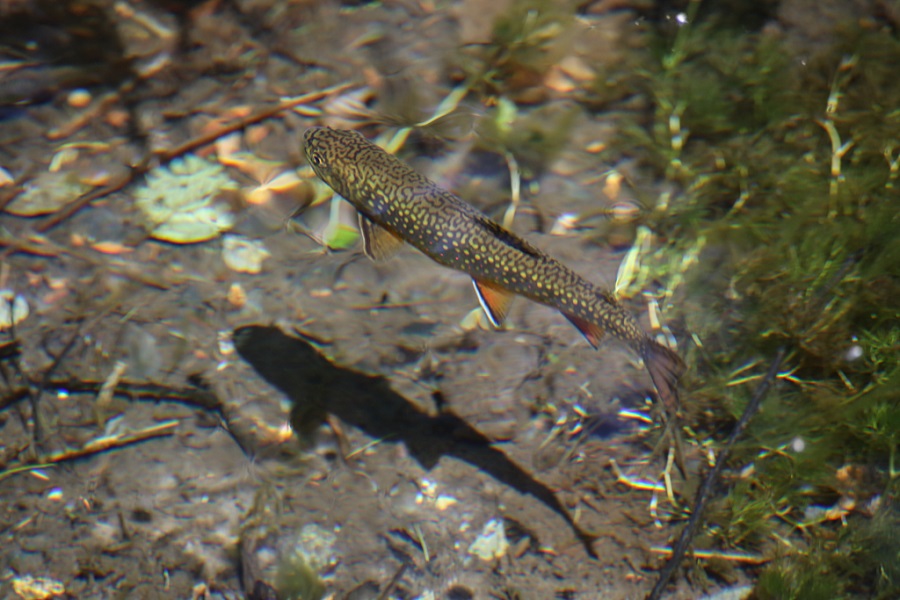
(641, 339), (685, 412)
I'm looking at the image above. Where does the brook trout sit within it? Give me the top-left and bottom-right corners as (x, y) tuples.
(304, 127), (684, 409)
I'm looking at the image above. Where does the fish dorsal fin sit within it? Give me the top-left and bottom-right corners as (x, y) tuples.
(472, 278), (515, 327)
(561, 312), (605, 349)
(473, 215), (543, 259)
(358, 212), (405, 261)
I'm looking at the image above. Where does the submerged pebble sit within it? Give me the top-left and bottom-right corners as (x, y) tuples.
(467, 518), (509, 561)
(0, 290), (29, 330)
(222, 234), (270, 274)
(124, 323), (162, 380)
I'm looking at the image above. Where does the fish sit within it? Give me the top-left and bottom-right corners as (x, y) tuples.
(303, 126), (685, 409)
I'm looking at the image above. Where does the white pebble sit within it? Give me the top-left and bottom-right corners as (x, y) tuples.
(0, 290), (28, 330)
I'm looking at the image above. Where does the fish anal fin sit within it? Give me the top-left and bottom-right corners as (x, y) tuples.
(562, 312), (605, 349)
(472, 279), (515, 328)
(358, 213), (405, 261)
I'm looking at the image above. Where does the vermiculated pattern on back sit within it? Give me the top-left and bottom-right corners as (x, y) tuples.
(304, 127), (685, 409)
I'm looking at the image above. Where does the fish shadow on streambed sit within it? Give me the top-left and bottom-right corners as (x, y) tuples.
(232, 324), (598, 558)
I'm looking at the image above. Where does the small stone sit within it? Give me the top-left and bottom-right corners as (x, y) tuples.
(67, 88), (92, 108)
(0, 166), (13, 186)
(0, 290), (29, 330)
(12, 574), (65, 599)
(227, 282), (247, 308)
(468, 519), (509, 561)
(222, 235), (270, 274)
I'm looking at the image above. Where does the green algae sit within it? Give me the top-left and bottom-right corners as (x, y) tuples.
(600, 9), (900, 598)
(135, 154), (238, 243)
(473, 0), (577, 95)
(448, 8), (898, 594)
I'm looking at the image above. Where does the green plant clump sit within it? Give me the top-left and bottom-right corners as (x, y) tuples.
(605, 9), (900, 600)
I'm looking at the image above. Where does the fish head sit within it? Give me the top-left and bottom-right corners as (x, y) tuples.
(303, 126), (366, 199)
(303, 127), (337, 181)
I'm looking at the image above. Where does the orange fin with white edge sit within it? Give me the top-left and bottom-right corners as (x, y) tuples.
(641, 339), (686, 412)
(472, 279), (515, 328)
(562, 312), (606, 349)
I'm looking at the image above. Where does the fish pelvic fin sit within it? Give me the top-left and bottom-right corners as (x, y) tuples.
(641, 339), (686, 412)
(473, 279), (515, 327)
(562, 312), (606, 349)
(358, 213), (405, 261)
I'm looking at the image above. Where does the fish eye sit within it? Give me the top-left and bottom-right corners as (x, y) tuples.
(309, 152), (325, 167)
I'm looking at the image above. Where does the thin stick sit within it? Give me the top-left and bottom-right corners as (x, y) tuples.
(646, 346), (786, 600)
(42, 420), (179, 463)
(34, 171), (135, 234)
(650, 545), (767, 565)
(0, 232), (174, 289)
(376, 562), (408, 600)
(0, 378), (222, 412)
(156, 81), (358, 162)
(30, 81), (359, 234)
(0, 421), (178, 481)
(648, 255), (858, 599)
(27, 321), (83, 449)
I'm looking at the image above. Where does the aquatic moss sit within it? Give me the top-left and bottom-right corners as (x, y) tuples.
(453, 0), (579, 107)
(135, 154), (237, 243)
(602, 10), (900, 598)
(275, 523), (335, 600)
(475, 97), (580, 177)
(482, 0), (576, 91)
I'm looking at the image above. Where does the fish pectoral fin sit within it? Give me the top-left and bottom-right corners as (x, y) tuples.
(562, 313), (605, 349)
(472, 279), (515, 328)
(357, 213), (405, 261)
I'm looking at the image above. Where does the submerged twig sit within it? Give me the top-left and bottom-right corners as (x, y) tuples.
(27, 321), (83, 450)
(647, 346), (787, 600)
(25, 81), (359, 235)
(157, 81), (358, 162)
(93, 360), (128, 427)
(375, 562), (408, 600)
(0, 421), (179, 483)
(34, 171), (136, 234)
(0, 377), (222, 413)
(0, 231), (175, 289)
(47, 89), (124, 141)
(43, 420), (179, 464)
(650, 545), (767, 565)
(648, 255), (859, 599)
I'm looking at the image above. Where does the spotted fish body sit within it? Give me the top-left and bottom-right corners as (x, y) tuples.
(304, 127), (684, 409)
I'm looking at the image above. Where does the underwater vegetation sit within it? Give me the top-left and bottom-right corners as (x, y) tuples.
(602, 5), (899, 599)
(429, 3), (898, 594)
(134, 154), (238, 243)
